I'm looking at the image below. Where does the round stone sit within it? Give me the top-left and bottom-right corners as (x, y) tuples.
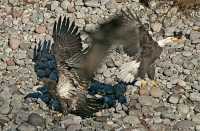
(150, 87), (163, 98)
(9, 35), (21, 50)
(177, 104), (189, 114)
(27, 113), (45, 127)
(35, 25), (46, 34)
(168, 95), (179, 104)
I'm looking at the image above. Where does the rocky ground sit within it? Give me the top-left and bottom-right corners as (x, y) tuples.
(0, 0), (200, 131)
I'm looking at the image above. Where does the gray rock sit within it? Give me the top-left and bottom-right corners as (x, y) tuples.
(0, 62), (7, 70)
(8, 0), (19, 6)
(150, 124), (171, 131)
(75, 0), (84, 6)
(67, 124), (81, 131)
(84, 0), (100, 7)
(15, 111), (29, 124)
(31, 10), (44, 24)
(100, 0), (111, 5)
(0, 88), (11, 115)
(168, 95), (179, 104)
(151, 22), (162, 32)
(138, 96), (157, 106)
(60, 116), (82, 129)
(183, 61), (194, 70)
(14, 59), (25, 65)
(106, 59), (115, 68)
(52, 127), (66, 131)
(10, 94), (23, 113)
(194, 104), (200, 113)
(182, 51), (193, 57)
(173, 120), (196, 130)
(103, 69), (111, 78)
(163, 69), (174, 77)
(14, 50), (27, 59)
(123, 115), (140, 125)
(190, 92), (200, 102)
(51, 1), (60, 11)
(190, 30), (200, 43)
(161, 110), (178, 120)
(165, 26), (176, 36)
(176, 79), (187, 87)
(9, 34), (21, 50)
(192, 113), (200, 124)
(177, 104), (189, 114)
(17, 123), (36, 131)
(28, 113), (45, 127)
(192, 81), (200, 90)
(85, 23), (96, 32)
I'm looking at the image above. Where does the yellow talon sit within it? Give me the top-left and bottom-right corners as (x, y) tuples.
(57, 113), (63, 117)
(151, 80), (159, 88)
(141, 80), (147, 89)
(139, 80), (149, 96)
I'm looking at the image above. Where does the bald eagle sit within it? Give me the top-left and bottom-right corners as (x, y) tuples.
(35, 8), (182, 117)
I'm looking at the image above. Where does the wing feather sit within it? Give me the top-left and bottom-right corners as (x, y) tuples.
(52, 16), (82, 67)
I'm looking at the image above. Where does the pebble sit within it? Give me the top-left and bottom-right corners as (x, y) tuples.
(177, 104), (189, 114)
(31, 10), (44, 24)
(35, 25), (46, 34)
(138, 96), (157, 106)
(100, 0), (111, 5)
(190, 30), (200, 43)
(27, 113), (45, 127)
(192, 113), (200, 124)
(0, 62), (7, 70)
(150, 87), (163, 98)
(0, 0), (200, 130)
(173, 120), (195, 130)
(60, 116), (82, 129)
(168, 95), (179, 104)
(123, 115), (140, 125)
(15, 111), (29, 124)
(23, 0), (37, 4)
(182, 51), (193, 57)
(17, 123), (36, 131)
(9, 35), (21, 50)
(85, 23), (96, 32)
(51, 1), (60, 11)
(67, 124), (81, 131)
(84, 0), (100, 7)
(176, 80), (186, 87)
(151, 22), (162, 32)
(194, 104), (200, 113)
(190, 92), (200, 102)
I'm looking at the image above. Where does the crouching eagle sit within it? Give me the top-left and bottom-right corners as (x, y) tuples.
(34, 8), (183, 117)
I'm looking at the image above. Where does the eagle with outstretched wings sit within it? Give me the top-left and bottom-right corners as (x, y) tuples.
(33, 7), (183, 117)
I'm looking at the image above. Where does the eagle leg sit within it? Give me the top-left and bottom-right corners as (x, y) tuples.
(140, 79), (148, 95)
(139, 79), (159, 95)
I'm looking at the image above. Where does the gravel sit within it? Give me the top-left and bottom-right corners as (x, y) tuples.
(0, 0), (199, 130)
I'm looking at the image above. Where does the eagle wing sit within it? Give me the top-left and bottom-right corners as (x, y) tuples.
(52, 16), (82, 67)
(118, 8), (162, 80)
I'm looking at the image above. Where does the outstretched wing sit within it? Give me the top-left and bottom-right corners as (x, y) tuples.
(122, 8), (162, 79)
(33, 40), (57, 80)
(52, 16), (82, 67)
